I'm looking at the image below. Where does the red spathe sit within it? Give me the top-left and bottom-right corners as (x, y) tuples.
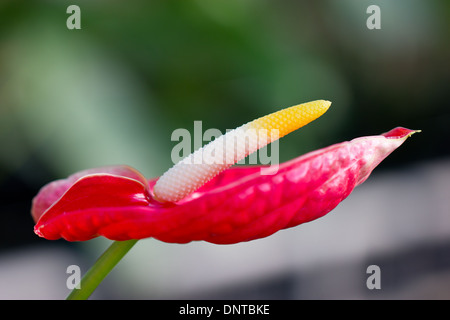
(32, 127), (417, 244)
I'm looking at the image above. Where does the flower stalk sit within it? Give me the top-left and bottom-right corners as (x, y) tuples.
(66, 239), (138, 300)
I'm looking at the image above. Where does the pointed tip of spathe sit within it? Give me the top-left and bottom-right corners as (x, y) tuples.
(382, 127), (421, 140)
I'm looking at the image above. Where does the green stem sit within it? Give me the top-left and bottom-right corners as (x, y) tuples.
(66, 239), (138, 300)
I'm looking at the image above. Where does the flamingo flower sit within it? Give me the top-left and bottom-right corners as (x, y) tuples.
(31, 100), (418, 245)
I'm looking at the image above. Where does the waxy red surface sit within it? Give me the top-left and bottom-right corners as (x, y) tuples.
(32, 127), (417, 244)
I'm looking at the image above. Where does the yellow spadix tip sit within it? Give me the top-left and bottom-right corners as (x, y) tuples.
(246, 100), (331, 137)
(153, 100), (331, 203)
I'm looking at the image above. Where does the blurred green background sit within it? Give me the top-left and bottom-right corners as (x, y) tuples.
(0, 0), (449, 299)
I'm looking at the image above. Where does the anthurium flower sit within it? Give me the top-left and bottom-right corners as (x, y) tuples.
(31, 100), (418, 244)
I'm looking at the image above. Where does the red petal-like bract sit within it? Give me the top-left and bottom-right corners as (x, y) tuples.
(32, 127), (417, 244)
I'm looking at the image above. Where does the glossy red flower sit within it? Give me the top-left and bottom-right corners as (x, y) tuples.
(32, 127), (418, 244)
